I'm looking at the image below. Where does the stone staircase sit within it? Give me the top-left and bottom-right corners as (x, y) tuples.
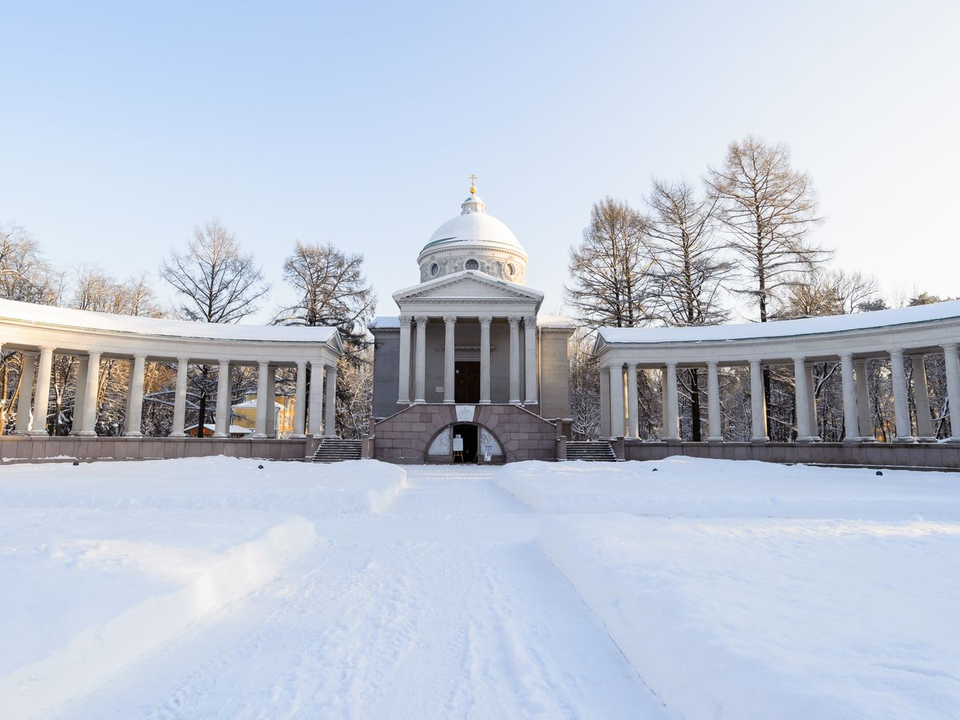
(566, 440), (617, 462)
(312, 438), (362, 463)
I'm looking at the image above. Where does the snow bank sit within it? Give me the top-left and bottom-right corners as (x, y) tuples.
(540, 514), (960, 720)
(0, 514), (317, 720)
(500, 457), (960, 520)
(0, 456), (407, 516)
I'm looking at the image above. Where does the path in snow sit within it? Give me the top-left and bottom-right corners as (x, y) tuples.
(52, 466), (674, 720)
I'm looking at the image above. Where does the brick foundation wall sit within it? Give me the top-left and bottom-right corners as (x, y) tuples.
(622, 439), (960, 470)
(0, 436), (310, 463)
(374, 403), (558, 464)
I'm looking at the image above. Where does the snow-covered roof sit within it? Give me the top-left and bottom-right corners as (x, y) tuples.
(369, 316), (400, 329)
(0, 298), (338, 343)
(419, 192), (527, 260)
(232, 399), (284, 410)
(597, 301), (960, 345)
(538, 314), (576, 329)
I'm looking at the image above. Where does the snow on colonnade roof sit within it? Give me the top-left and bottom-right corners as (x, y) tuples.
(0, 298), (338, 343)
(598, 300), (960, 345)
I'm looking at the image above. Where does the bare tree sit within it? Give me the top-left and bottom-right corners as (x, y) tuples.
(645, 178), (732, 440)
(274, 241), (375, 346)
(565, 197), (653, 328)
(160, 220), (268, 434)
(707, 135), (828, 323)
(568, 329), (601, 440)
(831, 269), (880, 315)
(160, 219), (267, 324)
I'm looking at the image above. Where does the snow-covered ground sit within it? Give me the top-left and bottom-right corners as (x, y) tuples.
(1, 456), (958, 719)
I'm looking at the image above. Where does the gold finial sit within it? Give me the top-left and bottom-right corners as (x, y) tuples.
(469, 173), (478, 195)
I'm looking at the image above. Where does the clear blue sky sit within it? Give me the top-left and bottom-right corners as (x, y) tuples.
(2, 0), (958, 321)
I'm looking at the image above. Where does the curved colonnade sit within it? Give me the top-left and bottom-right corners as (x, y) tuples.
(0, 299), (342, 445)
(596, 302), (960, 450)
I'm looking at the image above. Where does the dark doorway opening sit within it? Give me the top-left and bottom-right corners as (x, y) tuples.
(455, 361), (480, 403)
(452, 423), (478, 463)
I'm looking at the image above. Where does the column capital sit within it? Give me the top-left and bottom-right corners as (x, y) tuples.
(443, 314), (457, 326)
(942, 342), (958, 352)
(889, 348), (904, 358)
(665, 360), (678, 369)
(399, 315), (413, 327)
(523, 315), (537, 326)
(792, 355), (806, 364)
(177, 356), (190, 364)
(626, 361), (638, 369)
(478, 315), (492, 326)
(38, 345), (56, 352)
(218, 358), (230, 367)
(258, 359), (269, 369)
(706, 359), (719, 368)
(508, 315), (521, 326)
(21, 350), (38, 358)
(839, 352), (853, 361)
(133, 353), (148, 361)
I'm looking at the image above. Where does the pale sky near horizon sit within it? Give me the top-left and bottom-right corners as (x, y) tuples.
(1, 0), (958, 323)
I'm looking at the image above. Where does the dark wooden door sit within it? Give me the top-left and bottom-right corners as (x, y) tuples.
(455, 361), (480, 403)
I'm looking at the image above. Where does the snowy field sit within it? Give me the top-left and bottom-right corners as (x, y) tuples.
(1, 457), (958, 719)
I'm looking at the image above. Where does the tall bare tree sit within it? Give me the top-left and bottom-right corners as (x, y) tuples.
(707, 135), (827, 323)
(645, 179), (732, 440)
(160, 220), (268, 434)
(565, 197), (652, 328)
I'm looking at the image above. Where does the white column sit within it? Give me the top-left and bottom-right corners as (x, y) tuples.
(626, 363), (639, 439)
(665, 361), (680, 441)
(324, 363), (337, 437)
(414, 315), (427, 403)
(71, 356), (89, 436)
(840, 354), (860, 442)
(124, 355), (146, 437)
(508, 316), (521, 404)
(398, 316), (412, 404)
(707, 360), (722, 442)
(609, 364), (625, 437)
(214, 360), (231, 438)
(660, 371), (668, 437)
(79, 352), (102, 436)
(293, 361), (307, 437)
(793, 357), (817, 442)
(265, 366), (277, 437)
(308, 360), (324, 436)
(805, 363), (819, 439)
(943, 344), (960, 443)
(253, 360), (269, 438)
(749, 359), (768, 442)
(15, 352), (37, 435)
(443, 315), (456, 403)
(855, 359), (873, 440)
(890, 349), (914, 442)
(479, 315), (492, 404)
(171, 357), (189, 437)
(29, 347), (54, 436)
(912, 355), (935, 441)
(524, 316), (537, 405)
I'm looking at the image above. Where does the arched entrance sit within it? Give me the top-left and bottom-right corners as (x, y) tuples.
(426, 422), (504, 464)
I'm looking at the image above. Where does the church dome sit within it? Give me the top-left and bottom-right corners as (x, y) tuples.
(417, 181), (529, 284)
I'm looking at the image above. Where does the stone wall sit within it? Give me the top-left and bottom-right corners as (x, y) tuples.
(622, 439), (960, 470)
(373, 403), (558, 464)
(0, 436), (311, 463)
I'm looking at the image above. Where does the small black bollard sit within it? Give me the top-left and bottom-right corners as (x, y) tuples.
(258, 464), (264, 470)
(652, 468), (658, 472)
(876, 470), (883, 476)
(72, 460), (80, 466)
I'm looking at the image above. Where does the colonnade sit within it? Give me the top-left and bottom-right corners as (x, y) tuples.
(10, 346), (338, 439)
(605, 344), (960, 443)
(397, 314), (537, 405)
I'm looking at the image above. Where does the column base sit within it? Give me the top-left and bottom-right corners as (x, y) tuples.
(894, 436), (917, 443)
(750, 436), (769, 444)
(509, 399), (521, 405)
(70, 430), (95, 437)
(290, 433), (306, 439)
(251, 433), (267, 439)
(123, 432), (143, 438)
(915, 436), (938, 443)
(28, 430), (50, 437)
(797, 436), (821, 443)
(946, 437), (960, 445)
(443, 399), (454, 404)
(213, 432), (229, 439)
(480, 400), (491, 404)
(169, 432), (186, 438)
(413, 398), (425, 404)
(398, 399), (411, 405)
(707, 436), (724, 443)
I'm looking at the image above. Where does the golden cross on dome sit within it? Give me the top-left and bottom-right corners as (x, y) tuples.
(469, 173), (478, 194)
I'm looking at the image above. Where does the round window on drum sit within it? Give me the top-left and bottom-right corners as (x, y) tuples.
(465, 259), (479, 270)
(430, 263), (439, 276)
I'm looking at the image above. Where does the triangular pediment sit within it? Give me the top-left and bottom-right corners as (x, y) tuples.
(393, 271), (544, 304)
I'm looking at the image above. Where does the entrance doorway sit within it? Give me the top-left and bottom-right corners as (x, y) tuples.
(455, 361), (480, 403)
(452, 423), (478, 463)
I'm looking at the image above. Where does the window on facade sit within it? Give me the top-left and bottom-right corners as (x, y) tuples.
(506, 263), (515, 277)
(465, 259), (479, 270)
(430, 263), (439, 276)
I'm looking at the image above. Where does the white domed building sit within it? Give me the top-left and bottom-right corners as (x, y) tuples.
(369, 181), (575, 464)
